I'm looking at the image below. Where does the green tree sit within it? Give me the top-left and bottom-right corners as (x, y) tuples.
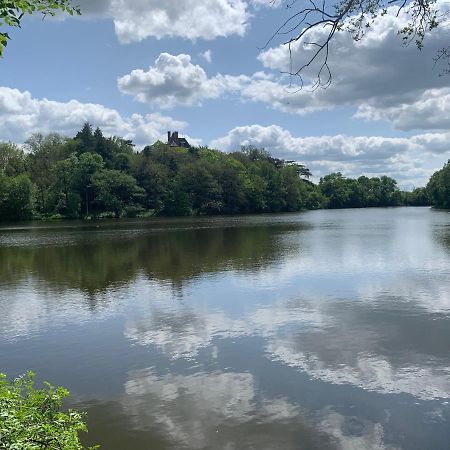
(217, 162), (248, 213)
(72, 152), (104, 217)
(0, 173), (33, 221)
(281, 164), (306, 211)
(0, 142), (26, 176)
(177, 161), (223, 214)
(0, 0), (80, 56)
(75, 123), (95, 154)
(319, 173), (352, 208)
(26, 133), (70, 214)
(403, 187), (430, 206)
(134, 157), (170, 212)
(0, 371), (97, 449)
(427, 161), (450, 209)
(51, 154), (80, 217)
(92, 169), (145, 217)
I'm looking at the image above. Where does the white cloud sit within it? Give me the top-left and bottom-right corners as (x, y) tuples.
(117, 52), (325, 111)
(210, 124), (450, 186)
(76, 0), (253, 42)
(118, 53), (228, 108)
(255, 2), (450, 128)
(355, 88), (450, 131)
(54, 1), (450, 134)
(118, 53), (275, 108)
(0, 87), (193, 147)
(117, 52), (335, 111)
(118, 22), (450, 132)
(200, 49), (213, 63)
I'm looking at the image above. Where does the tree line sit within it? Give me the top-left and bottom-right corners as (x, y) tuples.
(0, 123), (446, 221)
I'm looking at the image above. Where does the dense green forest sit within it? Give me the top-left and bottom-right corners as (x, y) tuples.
(0, 124), (446, 221)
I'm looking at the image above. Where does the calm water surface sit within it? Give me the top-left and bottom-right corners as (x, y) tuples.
(0, 208), (449, 449)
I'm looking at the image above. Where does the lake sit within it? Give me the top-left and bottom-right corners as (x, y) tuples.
(0, 207), (449, 449)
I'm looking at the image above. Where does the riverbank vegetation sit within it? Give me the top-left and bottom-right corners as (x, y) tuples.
(0, 124), (446, 221)
(0, 372), (97, 449)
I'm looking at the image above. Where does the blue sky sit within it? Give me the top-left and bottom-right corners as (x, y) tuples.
(0, 0), (449, 187)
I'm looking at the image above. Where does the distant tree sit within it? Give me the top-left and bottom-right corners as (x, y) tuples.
(92, 169), (145, 217)
(0, 142), (26, 176)
(245, 167), (268, 212)
(403, 187), (430, 206)
(0, 172), (33, 221)
(93, 127), (111, 162)
(177, 161), (223, 214)
(427, 160), (450, 209)
(51, 154), (80, 216)
(134, 158), (170, 212)
(0, 0), (80, 57)
(112, 153), (132, 172)
(319, 173), (352, 208)
(75, 123), (95, 154)
(282, 164), (306, 210)
(319, 172), (402, 208)
(0, 129), (419, 219)
(72, 152), (104, 217)
(241, 145), (271, 162)
(217, 163), (248, 213)
(25, 133), (69, 214)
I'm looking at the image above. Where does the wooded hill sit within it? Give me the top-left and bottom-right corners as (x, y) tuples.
(0, 123), (445, 221)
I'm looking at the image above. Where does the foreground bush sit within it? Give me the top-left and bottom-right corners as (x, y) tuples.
(0, 372), (98, 449)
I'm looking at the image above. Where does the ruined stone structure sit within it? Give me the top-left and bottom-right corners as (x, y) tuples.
(167, 131), (191, 149)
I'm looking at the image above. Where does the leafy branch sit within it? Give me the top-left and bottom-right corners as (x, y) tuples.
(263, 0), (445, 88)
(0, 0), (81, 56)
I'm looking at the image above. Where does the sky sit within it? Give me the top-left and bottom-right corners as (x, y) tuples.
(0, 0), (449, 187)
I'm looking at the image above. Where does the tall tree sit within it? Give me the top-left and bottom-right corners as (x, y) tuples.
(72, 152), (104, 217)
(92, 169), (145, 218)
(0, 173), (33, 221)
(0, 142), (26, 176)
(25, 133), (69, 214)
(75, 123), (95, 154)
(427, 160), (450, 209)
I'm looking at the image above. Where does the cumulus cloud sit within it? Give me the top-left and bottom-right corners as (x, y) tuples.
(0, 87), (194, 147)
(117, 52), (320, 111)
(76, 0), (255, 42)
(256, 1), (450, 128)
(119, 18), (450, 131)
(118, 53), (230, 108)
(59, 1), (450, 133)
(210, 124), (450, 186)
(355, 88), (450, 131)
(117, 52), (331, 111)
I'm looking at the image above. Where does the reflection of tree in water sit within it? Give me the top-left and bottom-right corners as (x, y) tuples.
(434, 223), (450, 255)
(0, 223), (304, 294)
